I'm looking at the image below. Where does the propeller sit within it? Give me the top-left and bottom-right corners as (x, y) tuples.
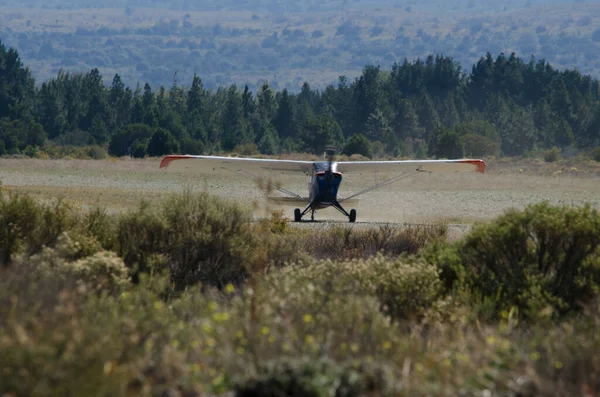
(324, 146), (337, 174)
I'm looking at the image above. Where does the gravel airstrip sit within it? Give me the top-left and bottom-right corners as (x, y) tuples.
(1, 157), (599, 241)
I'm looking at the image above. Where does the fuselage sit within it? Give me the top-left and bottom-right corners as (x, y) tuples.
(308, 161), (343, 209)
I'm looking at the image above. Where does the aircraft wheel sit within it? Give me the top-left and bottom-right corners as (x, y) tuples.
(294, 208), (302, 222)
(349, 209), (356, 223)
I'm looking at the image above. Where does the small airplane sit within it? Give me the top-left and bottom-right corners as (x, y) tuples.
(159, 147), (486, 223)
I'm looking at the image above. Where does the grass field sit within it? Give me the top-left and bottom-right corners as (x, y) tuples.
(0, 156), (598, 224)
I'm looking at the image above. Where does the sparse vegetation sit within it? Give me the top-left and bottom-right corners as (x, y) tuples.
(544, 146), (561, 162)
(593, 146), (600, 162)
(1, 182), (600, 396)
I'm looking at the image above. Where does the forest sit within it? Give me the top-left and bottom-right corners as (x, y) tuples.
(1, 40), (600, 160)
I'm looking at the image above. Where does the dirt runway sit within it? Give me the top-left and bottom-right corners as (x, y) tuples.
(0, 157), (599, 241)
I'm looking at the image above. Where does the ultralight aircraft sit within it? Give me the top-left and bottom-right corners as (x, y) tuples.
(159, 148), (486, 222)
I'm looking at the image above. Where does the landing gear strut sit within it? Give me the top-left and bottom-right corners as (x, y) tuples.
(294, 203), (314, 222)
(294, 202), (356, 223)
(332, 201), (356, 223)
(349, 209), (356, 223)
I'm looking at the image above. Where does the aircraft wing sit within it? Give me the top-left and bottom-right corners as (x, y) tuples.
(336, 159), (486, 176)
(159, 155), (314, 176)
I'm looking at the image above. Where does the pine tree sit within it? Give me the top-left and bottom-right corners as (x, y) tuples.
(364, 109), (392, 142)
(221, 85), (247, 151)
(273, 89), (296, 139)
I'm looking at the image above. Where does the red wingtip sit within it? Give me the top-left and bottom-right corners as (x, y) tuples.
(159, 155), (191, 168)
(458, 159), (486, 173)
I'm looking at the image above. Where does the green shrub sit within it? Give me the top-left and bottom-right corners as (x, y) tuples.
(116, 200), (169, 281)
(342, 134), (373, 158)
(544, 146), (560, 162)
(235, 358), (397, 397)
(0, 269), (191, 397)
(0, 191), (40, 265)
(116, 192), (267, 289)
(432, 129), (464, 159)
(83, 206), (117, 251)
(87, 145), (108, 159)
(233, 142), (260, 156)
(592, 146), (600, 162)
(273, 254), (442, 323)
(462, 133), (500, 157)
(22, 232), (130, 292)
(431, 202), (600, 320)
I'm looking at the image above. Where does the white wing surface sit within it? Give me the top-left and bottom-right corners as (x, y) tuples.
(336, 159), (486, 176)
(159, 155), (314, 176)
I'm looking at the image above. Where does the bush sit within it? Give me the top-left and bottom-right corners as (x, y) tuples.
(592, 146), (600, 162)
(432, 129), (464, 159)
(429, 202), (600, 320)
(233, 142), (259, 156)
(0, 192), (80, 265)
(22, 232), (130, 292)
(274, 254), (443, 323)
(544, 146), (560, 163)
(342, 134), (373, 158)
(462, 133), (500, 157)
(117, 192), (266, 289)
(235, 358), (396, 397)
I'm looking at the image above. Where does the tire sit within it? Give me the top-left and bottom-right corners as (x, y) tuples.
(294, 208), (302, 222)
(349, 209), (356, 223)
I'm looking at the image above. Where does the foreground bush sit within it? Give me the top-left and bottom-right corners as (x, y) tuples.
(271, 254), (442, 323)
(0, 192), (91, 266)
(116, 192), (302, 289)
(427, 202), (600, 320)
(2, 258), (600, 397)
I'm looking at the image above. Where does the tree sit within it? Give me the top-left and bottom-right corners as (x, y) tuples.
(258, 125), (279, 155)
(187, 74), (205, 113)
(432, 129), (464, 159)
(300, 115), (341, 154)
(108, 123), (153, 157)
(79, 68), (107, 135)
(415, 90), (440, 139)
(36, 81), (67, 139)
(0, 118), (46, 155)
(273, 89), (296, 139)
(221, 85), (247, 151)
(0, 42), (36, 121)
(364, 109), (392, 142)
(109, 74), (128, 130)
(147, 127), (180, 157)
(88, 115), (109, 144)
(257, 82), (277, 121)
(342, 134), (373, 158)
(462, 134), (500, 157)
(351, 66), (383, 136)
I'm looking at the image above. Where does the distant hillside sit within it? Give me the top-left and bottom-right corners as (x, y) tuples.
(0, 0), (599, 90)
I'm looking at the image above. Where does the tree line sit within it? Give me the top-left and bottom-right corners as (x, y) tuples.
(1, 40), (599, 159)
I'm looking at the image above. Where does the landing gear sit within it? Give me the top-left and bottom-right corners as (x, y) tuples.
(332, 201), (357, 223)
(294, 208), (302, 222)
(294, 202), (356, 223)
(349, 209), (356, 223)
